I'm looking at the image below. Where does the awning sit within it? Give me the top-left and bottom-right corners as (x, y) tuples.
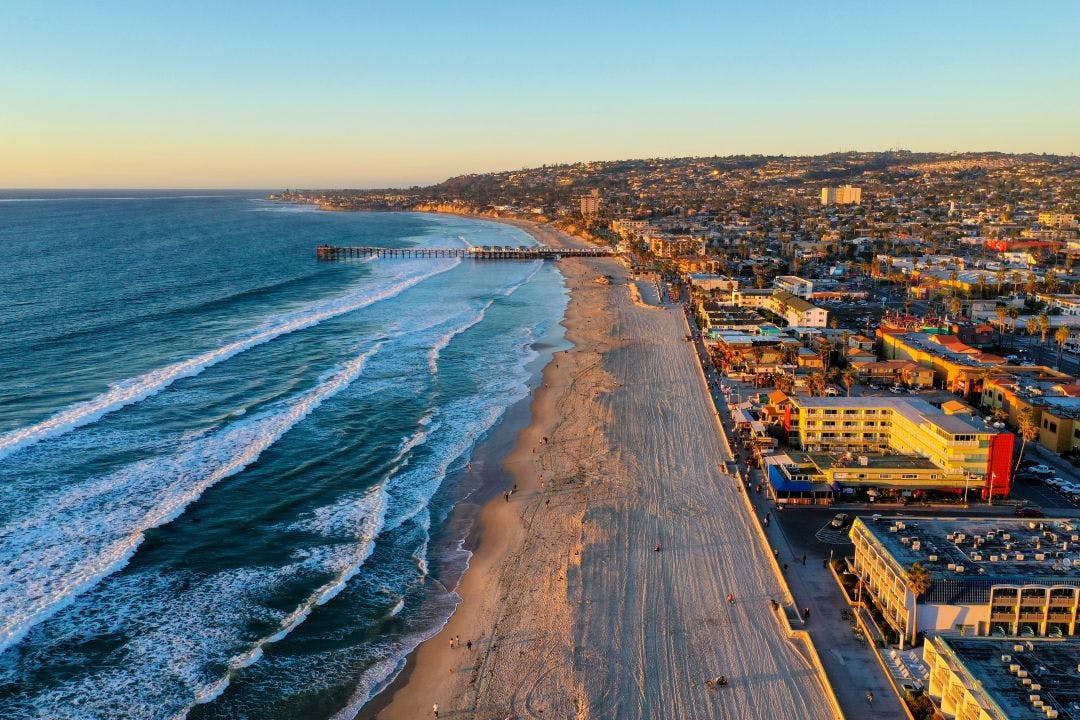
(768, 465), (813, 493)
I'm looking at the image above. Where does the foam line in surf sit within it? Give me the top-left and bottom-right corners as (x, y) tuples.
(0, 260), (459, 461)
(171, 487), (389, 717)
(0, 344), (384, 656)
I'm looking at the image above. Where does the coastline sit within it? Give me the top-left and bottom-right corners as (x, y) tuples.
(350, 210), (834, 719)
(357, 216), (605, 718)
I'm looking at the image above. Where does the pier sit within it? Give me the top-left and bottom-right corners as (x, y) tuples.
(315, 245), (614, 261)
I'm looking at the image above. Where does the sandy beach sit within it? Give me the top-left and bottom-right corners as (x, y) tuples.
(370, 219), (836, 719)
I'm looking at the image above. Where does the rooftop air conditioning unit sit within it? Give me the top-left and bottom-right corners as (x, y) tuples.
(1014, 645), (1025, 653)
(929, 554), (939, 562)
(1003, 533), (1012, 541)
(972, 553), (982, 561)
(1035, 553), (1046, 561)
(991, 555), (1000, 562)
(1018, 670), (1028, 678)
(1001, 655), (1012, 663)
(1031, 683), (1041, 691)
(947, 563), (956, 571)
(912, 541), (922, 551)
(1016, 553), (1025, 561)
(956, 565), (965, 573)
(1010, 664), (1021, 673)
(858, 455), (869, 466)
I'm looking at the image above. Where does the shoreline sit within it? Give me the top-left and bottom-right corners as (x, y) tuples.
(355, 215), (594, 719)
(360, 216), (604, 718)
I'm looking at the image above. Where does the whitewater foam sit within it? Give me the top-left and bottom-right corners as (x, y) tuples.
(0, 260), (459, 461)
(0, 344), (384, 655)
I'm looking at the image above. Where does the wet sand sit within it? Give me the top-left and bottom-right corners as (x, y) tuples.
(370, 219), (835, 719)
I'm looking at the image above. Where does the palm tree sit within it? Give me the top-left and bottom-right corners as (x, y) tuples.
(905, 563), (932, 648)
(842, 368), (858, 397)
(976, 274), (988, 299)
(1045, 269), (1059, 296)
(817, 339), (832, 372)
(995, 304), (1009, 341)
(1055, 326), (1070, 369)
(1007, 307), (1019, 334)
(1038, 314), (1050, 345)
(949, 297), (962, 319)
(806, 370), (826, 397)
(1011, 270), (1022, 294)
(1026, 317), (1039, 337)
(1014, 407), (1040, 474)
(996, 268), (1006, 295)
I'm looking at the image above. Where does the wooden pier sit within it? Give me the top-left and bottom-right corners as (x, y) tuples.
(315, 244), (614, 261)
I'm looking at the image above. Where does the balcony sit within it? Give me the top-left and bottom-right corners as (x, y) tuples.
(1049, 597), (1077, 608)
(1019, 613), (1045, 622)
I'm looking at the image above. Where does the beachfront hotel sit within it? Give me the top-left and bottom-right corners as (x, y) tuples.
(923, 636), (1080, 719)
(786, 397), (1014, 500)
(851, 517), (1080, 642)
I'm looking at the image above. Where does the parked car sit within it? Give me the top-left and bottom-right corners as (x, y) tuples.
(890, 385), (904, 394)
(1028, 465), (1054, 475)
(1014, 507), (1044, 518)
(830, 513), (851, 529)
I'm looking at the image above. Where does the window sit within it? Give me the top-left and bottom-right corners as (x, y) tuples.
(1047, 421), (1058, 433)
(901, 473), (918, 479)
(844, 409), (858, 415)
(824, 409), (837, 416)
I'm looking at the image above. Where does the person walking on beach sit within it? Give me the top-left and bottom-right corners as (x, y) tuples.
(432, 702), (440, 717)
(865, 689), (874, 706)
(466, 639), (472, 650)
(803, 607), (811, 621)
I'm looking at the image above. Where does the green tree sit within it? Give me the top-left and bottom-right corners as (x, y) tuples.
(996, 267), (1006, 295)
(1011, 270), (1022, 294)
(976, 274), (988, 299)
(1055, 326), (1070, 369)
(1038, 314), (1050, 344)
(1044, 269), (1059, 296)
(1026, 317), (1039, 336)
(949, 297), (962, 319)
(995, 304), (1009, 340)
(1014, 407), (1040, 473)
(905, 563), (932, 648)
(842, 368), (858, 397)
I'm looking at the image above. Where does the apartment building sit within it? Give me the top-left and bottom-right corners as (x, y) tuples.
(924, 636), (1080, 720)
(731, 288), (829, 328)
(579, 189), (601, 217)
(851, 517), (1080, 642)
(849, 360), (935, 388)
(821, 185), (862, 205)
(790, 397), (1013, 496)
(773, 275), (814, 299)
(981, 370), (1080, 454)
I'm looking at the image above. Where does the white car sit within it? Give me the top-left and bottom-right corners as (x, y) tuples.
(1028, 465), (1053, 475)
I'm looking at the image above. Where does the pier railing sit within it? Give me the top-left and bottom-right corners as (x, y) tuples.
(315, 245), (614, 261)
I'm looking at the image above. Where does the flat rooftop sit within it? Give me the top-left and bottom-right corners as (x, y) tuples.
(860, 517), (1080, 589)
(935, 636), (1080, 720)
(791, 396), (988, 435)
(808, 452), (939, 471)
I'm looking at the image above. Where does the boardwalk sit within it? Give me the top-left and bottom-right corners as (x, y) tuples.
(315, 244), (614, 261)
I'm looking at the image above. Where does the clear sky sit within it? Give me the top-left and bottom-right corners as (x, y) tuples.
(1, 1), (1078, 188)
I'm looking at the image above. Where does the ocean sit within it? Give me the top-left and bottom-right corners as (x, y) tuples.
(0, 191), (569, 719)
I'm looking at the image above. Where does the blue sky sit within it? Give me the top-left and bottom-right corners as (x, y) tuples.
(1, 0), (1077, 187)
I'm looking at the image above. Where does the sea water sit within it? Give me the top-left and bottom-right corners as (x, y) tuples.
(0, 192), (568, 719)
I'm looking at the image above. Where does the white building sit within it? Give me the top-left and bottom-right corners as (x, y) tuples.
(821, 185), (862, 205)
(773, 275), (814, 299)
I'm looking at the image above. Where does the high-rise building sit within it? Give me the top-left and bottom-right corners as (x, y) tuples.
(821, 185), (862, 205)
(579, 189), (601, 217)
